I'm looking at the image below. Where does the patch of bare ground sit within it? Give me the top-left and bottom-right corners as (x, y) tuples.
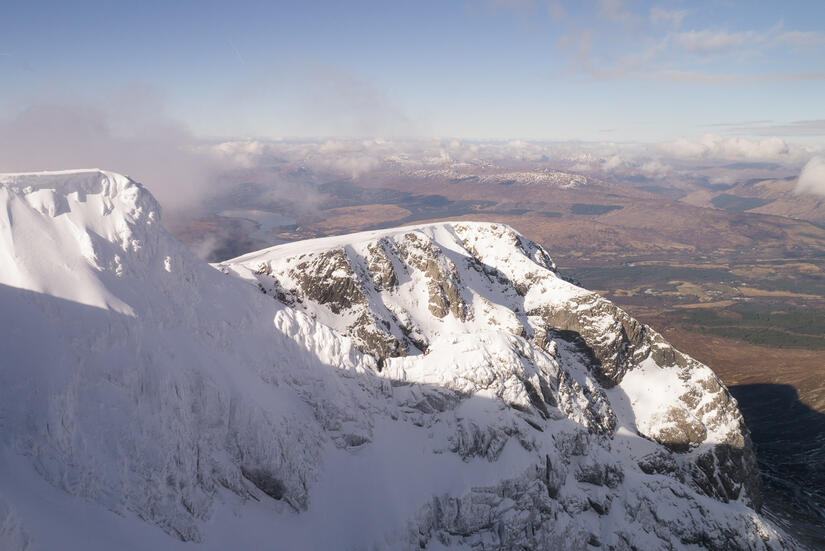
(314, 204), (411, 233)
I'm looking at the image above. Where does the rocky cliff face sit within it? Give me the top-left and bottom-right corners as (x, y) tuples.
(223, 221), (780, 549)
(0, 171), (796, 549)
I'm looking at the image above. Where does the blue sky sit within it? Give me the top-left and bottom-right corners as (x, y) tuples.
(1, 0), (824, 141)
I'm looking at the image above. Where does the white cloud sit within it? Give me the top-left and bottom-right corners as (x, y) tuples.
(597, 0), (638, 26)
(673, 29), (756, 54)
(639, 159), (671, 177)
(649, 7), (686, 27)
(601, 154), (626, 171)
(557, 29), (594, 70)
(210, 140), (267, 168)
(547, 0), (566, 21)
(659, 134), (790, 161)
(669, 26), (825, 57)
(0, 91), (241, 212)
(189, 234), (224, 261)
(658, 137), (706, 158)
(776, 30), (825, 48)
(323, 154), (381, 178)
(558, 12), (824, 84)
(488, 0), (535, 12)
(651, 69), (825, 83)
(712, 119), (825, 136)
(795, 156), (825, 196)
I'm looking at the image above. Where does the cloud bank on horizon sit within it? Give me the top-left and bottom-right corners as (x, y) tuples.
(0, 0), (823, 205)
(1, 92), (823, 216)
(208, 133), (825, 196)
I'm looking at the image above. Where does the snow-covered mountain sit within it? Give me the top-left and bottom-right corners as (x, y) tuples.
(406, 166), (590, 188)
(0, 170), (798, 550)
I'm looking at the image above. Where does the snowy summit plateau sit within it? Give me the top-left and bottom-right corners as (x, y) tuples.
(0, 170), (800, 550)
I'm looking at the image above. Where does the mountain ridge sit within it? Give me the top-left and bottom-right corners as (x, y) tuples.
(0, 170), (799, 549)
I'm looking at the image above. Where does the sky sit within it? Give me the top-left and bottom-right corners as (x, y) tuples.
(1, 0), (824, 142)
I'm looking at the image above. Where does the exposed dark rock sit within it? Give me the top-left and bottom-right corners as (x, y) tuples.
(240, 467), (286, 501)
(291, 248), (366, 314)
(575, 462), (624, 489)
(349, 312), (405, 360)
(638, 451), (679, 476)
(650, 407), (708, 453)
(400, 232), (469, 320)
(366, 239), (398, 291)
(532, 300), (650, 388)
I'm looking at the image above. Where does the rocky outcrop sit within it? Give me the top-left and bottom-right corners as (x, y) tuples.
(290, 248), (367, 314)
(528, 298), (651, 387)
(366, 238), (398, 291)
(217, 220), (789, 548)
(406, 458), (784, 551)
(223, 223), (770, 507)
(398, 231), (469, 321)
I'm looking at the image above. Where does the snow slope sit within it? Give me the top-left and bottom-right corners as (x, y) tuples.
(0, 170), (798, 549)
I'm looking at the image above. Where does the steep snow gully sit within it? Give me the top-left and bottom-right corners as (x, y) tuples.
(0, 170), (801, 549)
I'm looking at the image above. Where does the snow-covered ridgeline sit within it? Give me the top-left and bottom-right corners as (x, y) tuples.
(0, 170), (796, 549)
